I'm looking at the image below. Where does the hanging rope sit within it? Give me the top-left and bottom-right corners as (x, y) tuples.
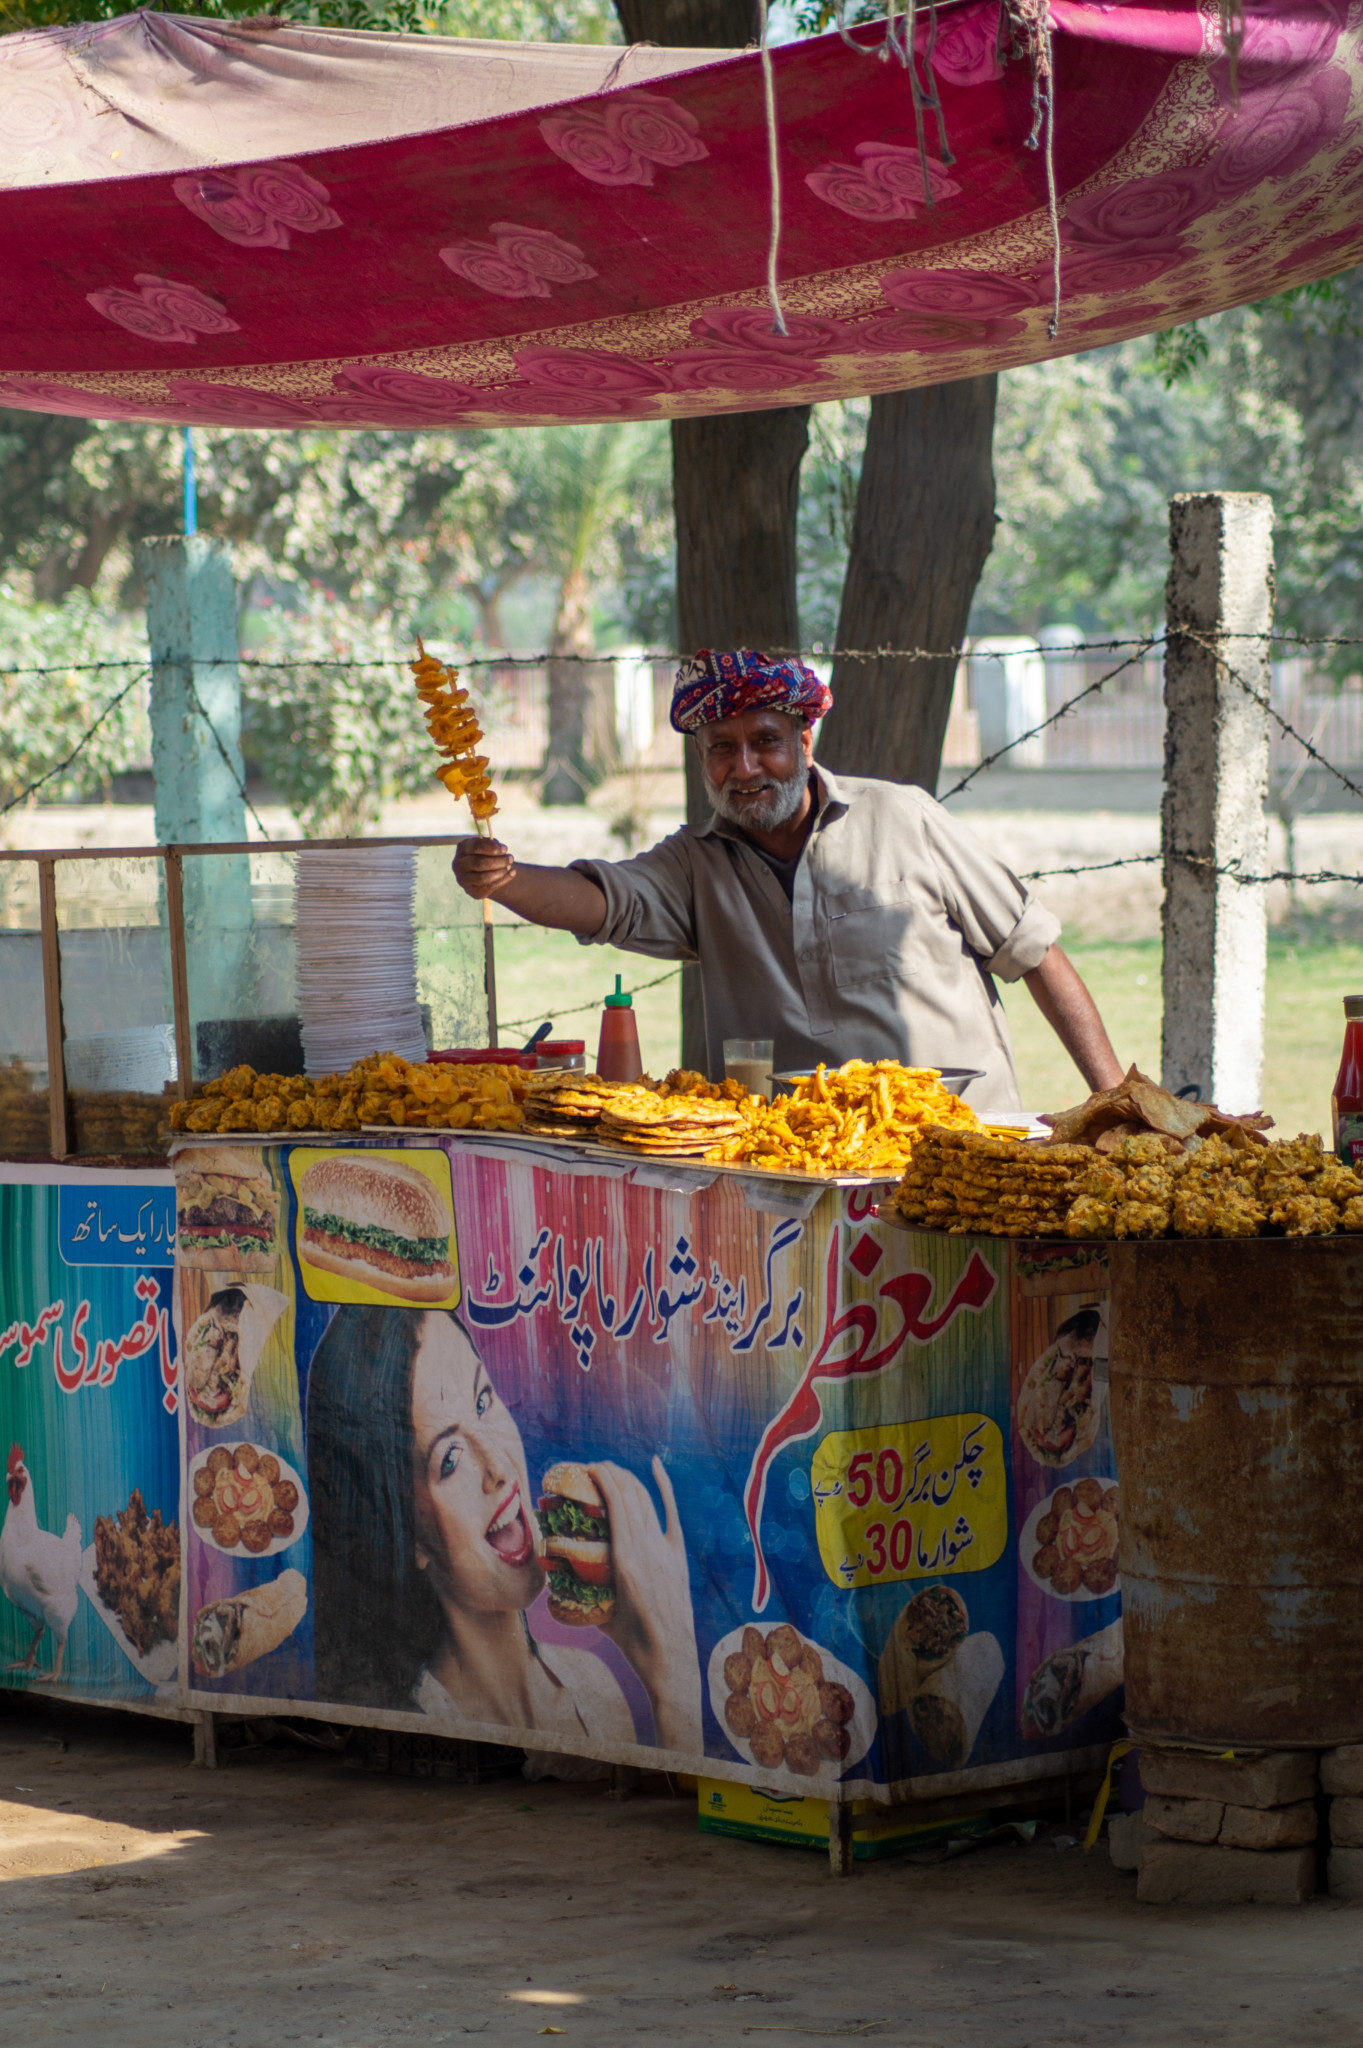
(1219, 0), (1245, 105)
(901, 0), (955, 200)
(829, 0), (953, 183)
(757, 0), (790, 338)
(1013, 0), (1063, 338)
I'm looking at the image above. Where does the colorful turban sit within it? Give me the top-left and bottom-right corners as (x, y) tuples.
(668, 648), (834, 734)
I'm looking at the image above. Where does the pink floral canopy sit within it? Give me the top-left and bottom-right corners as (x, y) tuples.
(1, 1), (1360, 429)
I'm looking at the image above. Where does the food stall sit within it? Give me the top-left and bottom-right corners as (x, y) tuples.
(13, 824), (1363, 1890)
(0, 847), (1123, 1861)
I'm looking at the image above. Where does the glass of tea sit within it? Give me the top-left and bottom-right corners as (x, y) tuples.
(723, 1038), (774, 1099)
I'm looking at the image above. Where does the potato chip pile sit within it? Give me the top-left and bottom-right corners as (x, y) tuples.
(168, 1056), (527, 1135)
(411, 640), (498, 826)
(367, 1055), (527, 1131)
(705, 1060), (982, 1177)
(889, 1128), (1090, 1236)
(887, 1126), (1363, 1239)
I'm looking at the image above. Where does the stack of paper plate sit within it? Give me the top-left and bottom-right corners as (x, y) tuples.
(294, 847), (427, 1075)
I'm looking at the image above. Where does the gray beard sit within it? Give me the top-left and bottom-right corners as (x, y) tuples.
(705, 764), (809, 834)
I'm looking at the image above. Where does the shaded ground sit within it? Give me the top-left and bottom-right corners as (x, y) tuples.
(1, 1697), (1359, 2048)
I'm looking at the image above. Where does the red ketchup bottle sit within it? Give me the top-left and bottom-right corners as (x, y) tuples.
(596, 974), (643, 1084)
(1333, 995), (1363, 1165)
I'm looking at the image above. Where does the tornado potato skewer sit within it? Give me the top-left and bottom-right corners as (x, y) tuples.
(411, 638), (498, 836)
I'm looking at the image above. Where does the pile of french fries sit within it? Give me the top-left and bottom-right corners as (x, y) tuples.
(705, 1060), (982, 1177)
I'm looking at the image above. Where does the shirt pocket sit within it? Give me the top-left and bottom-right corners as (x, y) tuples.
(823, 885), (916, 991)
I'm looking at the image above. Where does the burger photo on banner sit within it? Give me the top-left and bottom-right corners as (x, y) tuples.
(287, 1148), (460, 1309)
(175, 1147), (281, 1274)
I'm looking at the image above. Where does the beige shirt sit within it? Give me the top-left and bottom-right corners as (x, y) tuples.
(571, 768), (1061, 1110)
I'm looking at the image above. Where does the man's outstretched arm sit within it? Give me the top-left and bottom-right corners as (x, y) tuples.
(452, 835), (607, 935)
(1023, 945), (1124, 1094)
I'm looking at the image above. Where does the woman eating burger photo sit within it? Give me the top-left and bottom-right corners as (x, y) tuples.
(307, 1305), (701, 1755)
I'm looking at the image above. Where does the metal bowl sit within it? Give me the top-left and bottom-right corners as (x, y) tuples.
(769, 1065), (983, 1097)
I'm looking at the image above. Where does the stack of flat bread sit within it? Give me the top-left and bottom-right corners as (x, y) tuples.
(596, 1089), (748, 1159)
(522, 1073), (621, 1139)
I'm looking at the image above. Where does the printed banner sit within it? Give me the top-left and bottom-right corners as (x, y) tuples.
(175, 1140), (1123, 1799)
(0, 1175), (180, 1707)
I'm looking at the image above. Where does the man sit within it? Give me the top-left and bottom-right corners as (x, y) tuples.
(453, 649), (1123, 1109)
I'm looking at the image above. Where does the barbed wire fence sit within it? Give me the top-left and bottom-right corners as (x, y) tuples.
(5, 631), (1363, 1017)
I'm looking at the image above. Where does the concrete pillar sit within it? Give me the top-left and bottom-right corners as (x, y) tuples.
(141, 535), (247, 846)
(1160, 494), (1273, 1113)
(140, 536), (252, 1072)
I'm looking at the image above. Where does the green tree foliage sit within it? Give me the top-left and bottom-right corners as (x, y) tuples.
(1, 0), (617, 39)
(973, 269), (1363, 649)
(0, 418), (670, 634)
(239, 597), (433, 836)
(0, 417), (671, 832)
(0, 589), (148, 828)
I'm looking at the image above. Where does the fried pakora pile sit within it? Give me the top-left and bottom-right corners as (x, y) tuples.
(93, 1488), (180, 1656)
(889, 1125), (1363, 1240)
(411, 641), (498, 824)
(661, 1069), (755, 1106)
(705, 1060), (982, 1177)
(890, 1128), (1090, 1235)
(1066, 1129), (1363, 1240)
(168, 1056), (528, 1134)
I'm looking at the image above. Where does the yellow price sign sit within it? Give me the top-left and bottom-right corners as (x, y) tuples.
(811, 1414), (1007, 1591)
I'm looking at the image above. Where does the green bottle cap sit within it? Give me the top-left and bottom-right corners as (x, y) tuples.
(604, 973), (633, 1009)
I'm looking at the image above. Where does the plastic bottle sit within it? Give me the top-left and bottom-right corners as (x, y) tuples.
(1333, 995), (1363, 1165)
(596, 974), (643, 1084)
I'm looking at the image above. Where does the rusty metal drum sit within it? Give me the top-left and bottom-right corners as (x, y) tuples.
(1109, 1237), (1363, 1747)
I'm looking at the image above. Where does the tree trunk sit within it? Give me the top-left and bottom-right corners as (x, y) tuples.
(672, 405), (810, 1065)
(68, 508), (126, 595)
(816, 377), (998, 791)
(614, 0), (803, 1071)
(543, 565), (595, 806)
(613, 0), (754, 43)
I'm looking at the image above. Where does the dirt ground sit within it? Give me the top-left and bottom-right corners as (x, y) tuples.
(2, 1699), (1361, 2048)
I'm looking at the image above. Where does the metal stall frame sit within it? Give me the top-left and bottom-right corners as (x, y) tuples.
(1, 835), (492, 1161)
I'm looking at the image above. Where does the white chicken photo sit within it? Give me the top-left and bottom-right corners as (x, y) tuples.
(1, 1444), (82, 1682)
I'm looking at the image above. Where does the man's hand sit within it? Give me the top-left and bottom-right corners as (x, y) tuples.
(450, 839), (609, 935)
(452, 834), (515, 901)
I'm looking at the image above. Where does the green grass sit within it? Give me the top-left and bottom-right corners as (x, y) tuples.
(1007, 928), (1363, 1137)
(490, 920), (1362, 1136)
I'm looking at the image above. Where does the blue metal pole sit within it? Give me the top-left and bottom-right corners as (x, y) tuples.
(183, 425), (197, 537)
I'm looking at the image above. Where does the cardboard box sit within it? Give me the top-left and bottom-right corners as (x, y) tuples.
(696, 1778), (985, 1859)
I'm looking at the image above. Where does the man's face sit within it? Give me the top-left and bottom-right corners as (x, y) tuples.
(696, 708), (815, 833)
